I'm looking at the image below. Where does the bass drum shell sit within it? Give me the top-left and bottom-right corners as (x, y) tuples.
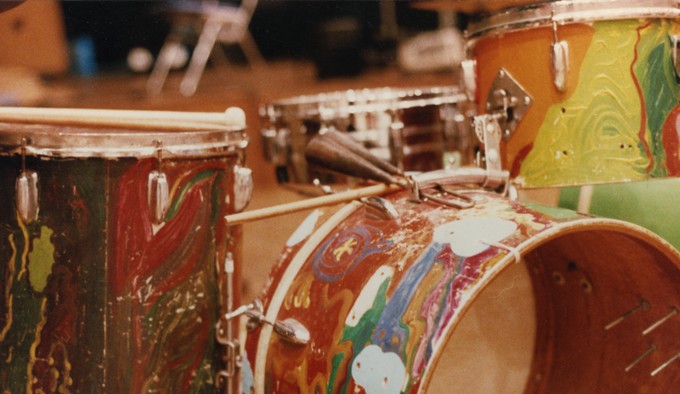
(245, 188), (680, 393)
(467, 0), (680, 188)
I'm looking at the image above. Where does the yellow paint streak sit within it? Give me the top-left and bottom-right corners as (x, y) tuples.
(47, 342), (72, 394)
(474, 23), (595, 170)
(0, 234), (18, 342)
(26, 298), (48, 394)
(520, 20), (646, 186)
(27, 227), (55, 293)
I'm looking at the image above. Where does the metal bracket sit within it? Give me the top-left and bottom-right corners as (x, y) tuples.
(551, 15), (570, 92)
(147, 141), (169, 224)
(461, 58), (477, 100)
(473, 114), (508, 189)
(16, 138), (39, 224)
(672, 35), (680, 79)
(233, 165), (253, 213)
(484, 68), (532, 141)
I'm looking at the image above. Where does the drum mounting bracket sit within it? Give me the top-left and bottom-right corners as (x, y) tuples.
(484, 68), (532, 141)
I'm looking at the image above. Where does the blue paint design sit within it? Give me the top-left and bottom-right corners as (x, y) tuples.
(371, 244), (448, 353)
(312, 226), (391, 282)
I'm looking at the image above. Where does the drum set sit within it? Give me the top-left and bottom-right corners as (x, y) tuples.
(1, 0), (680, 393)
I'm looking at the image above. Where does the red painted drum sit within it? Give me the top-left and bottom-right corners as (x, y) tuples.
(244, 170), (680, 392)
(465, 0), (680, 188)
(0, 108), (250, 393)
(260, 87), (474, 193)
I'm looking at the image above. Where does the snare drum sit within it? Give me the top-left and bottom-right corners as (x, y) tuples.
(244, 171), (680, 392)
(260, 87), (474, 192)
(465, 0), (680, 188)
(0, 108), (251, 392)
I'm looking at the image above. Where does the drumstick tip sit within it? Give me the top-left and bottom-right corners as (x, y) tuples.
(225, 107), (246, 129)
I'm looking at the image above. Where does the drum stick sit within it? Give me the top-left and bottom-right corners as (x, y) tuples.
(224, 183), (400, 225)
(0, 107), (245, 131)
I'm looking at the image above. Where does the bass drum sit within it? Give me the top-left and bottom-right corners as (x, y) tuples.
(244, 171), (680, 393)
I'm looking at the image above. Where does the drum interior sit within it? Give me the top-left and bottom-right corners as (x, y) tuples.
(428, 228), (680, 392)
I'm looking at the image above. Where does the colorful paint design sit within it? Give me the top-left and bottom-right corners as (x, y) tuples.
(474, 18), (680, 188)
(256, 190), (587, 393)
(0, 153), (239, 393)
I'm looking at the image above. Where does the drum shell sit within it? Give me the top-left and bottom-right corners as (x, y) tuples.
(245, 186), (680, 392)
(260, 87), (474, 192)
(0, 129), (244, 392)
(468, 3), (680, 187)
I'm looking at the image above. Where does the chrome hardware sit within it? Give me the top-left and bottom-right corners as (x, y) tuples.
(551, 14), (569, 92)
(473, 114), (510, 189)
(361, 196), (399, 221)
(233, 165), (253, 213)
(16, 171), (39, 224)
(651, 352), (680, 377)
(313, 178), (335, 195)
(461, 58), (477, 100)
(226, 299), (310, 347)
(215, 252), (242, 393)
(484, 68), (532, 140)
(389, 121), (406, 170)
(261, 127), (290, 167)
(16, 139), (39, 224)
(672, 35), (680, 79)
(643, 307), (678, 336)
(405, 175), (476, 209)
(147, 141), (169, 224)
(605, 299), (650, 330)
(625, 343), (656, 373)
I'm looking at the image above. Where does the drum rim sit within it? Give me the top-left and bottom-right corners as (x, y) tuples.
(251, 181), (680, 392)
(466, 0), (680, 40)
(260, 86), (468, 122)
(0, 122), (248, 158)
(420, 215), (680, 391)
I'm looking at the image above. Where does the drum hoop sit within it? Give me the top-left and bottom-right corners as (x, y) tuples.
(466, 0), (680, 40)
(420, 215), (680, 391)
(0, 123), (248, 158)
(262, 87), (468, 122)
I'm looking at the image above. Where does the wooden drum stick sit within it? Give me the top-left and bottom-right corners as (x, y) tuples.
(225, 183), (400, 226)
(0, 107), (245, 131)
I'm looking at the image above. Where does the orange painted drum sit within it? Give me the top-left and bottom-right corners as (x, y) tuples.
(260, 87), (474, 193)
(466, 0), (680, 188)
(0, 109), (249, 393)
(243, 170), (680, 393)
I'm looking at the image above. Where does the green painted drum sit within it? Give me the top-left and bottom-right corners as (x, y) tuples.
(560, 178), (680, 250)
(467, 0), (680, 188)
(0, 110), (248, 393)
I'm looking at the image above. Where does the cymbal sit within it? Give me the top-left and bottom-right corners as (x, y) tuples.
(412, 0), (544, 14)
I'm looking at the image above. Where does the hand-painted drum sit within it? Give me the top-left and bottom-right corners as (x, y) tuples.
(260, 87), (474, 193)
(244, 172), (680, 393)
(466, 0), (680, 188)
(0, 109), (249, 393)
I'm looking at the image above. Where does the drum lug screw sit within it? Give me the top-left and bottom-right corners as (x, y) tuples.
(461, 58), (477, 100)
(550, 13), (570, 92)
(643, 307), (678, 336)
(16, 138), (39, 224)
(605, 299), (650, 331)
(651, 352), (680, 377)
(233, 165), (253, 213)
(148, 140), (169, 224)
(625, 343), (656, 373)
(671, 35), (680, 80)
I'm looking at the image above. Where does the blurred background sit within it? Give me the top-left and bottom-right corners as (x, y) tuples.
(0, 0), (476, 299)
